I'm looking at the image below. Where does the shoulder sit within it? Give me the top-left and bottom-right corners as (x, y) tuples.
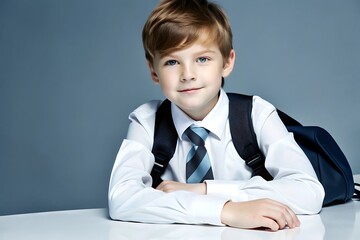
(129, 100), (163, 122)
(127, 99), (163, 137)
(126, 100), (163, 149)
(251, 95), (278, 135)
(251, 95), (276, 119)
(252, 95), (276, 112)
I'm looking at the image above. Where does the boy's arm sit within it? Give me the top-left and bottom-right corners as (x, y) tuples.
(108, 102), (229, 226)
(155, 180), (300, 230)
(108, 139), (228, 225)
(206, 97), (325, 215)
(156, 180), (206, 194)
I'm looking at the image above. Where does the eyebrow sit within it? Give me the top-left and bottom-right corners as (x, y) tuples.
(194, 49), (217, 55)
(163, 49), (218, 59)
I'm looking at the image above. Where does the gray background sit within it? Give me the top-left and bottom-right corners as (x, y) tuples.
(0, 0), (359, 216)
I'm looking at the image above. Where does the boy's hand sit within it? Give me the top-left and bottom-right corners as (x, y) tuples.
(156, 180), (206, 195)
(221, 199), (300, 231)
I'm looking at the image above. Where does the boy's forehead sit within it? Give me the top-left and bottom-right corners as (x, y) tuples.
(158, 37), (220, 57)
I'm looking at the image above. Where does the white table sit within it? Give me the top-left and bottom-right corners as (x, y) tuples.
(0, 201), (359, 240)
(1, 176), (359, 240)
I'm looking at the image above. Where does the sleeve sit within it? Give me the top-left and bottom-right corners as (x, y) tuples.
(206, 96), (325, 214)
(108, 101), (230, 225)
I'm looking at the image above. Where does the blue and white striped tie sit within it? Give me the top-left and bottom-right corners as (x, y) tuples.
(184, 126), (214, 183)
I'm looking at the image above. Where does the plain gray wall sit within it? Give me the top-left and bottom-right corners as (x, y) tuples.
(0, 0), (359, 216)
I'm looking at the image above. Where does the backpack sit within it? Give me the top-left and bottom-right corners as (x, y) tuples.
(150, 92), (357, 206)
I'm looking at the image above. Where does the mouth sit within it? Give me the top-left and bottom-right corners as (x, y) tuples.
(178, 87), (202, 93)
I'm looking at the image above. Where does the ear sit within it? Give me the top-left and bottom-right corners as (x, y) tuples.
(147, 60), (160, 83)
(222, 49), (236, 78)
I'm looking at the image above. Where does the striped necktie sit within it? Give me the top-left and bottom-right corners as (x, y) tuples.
(184, 126), (214, 183)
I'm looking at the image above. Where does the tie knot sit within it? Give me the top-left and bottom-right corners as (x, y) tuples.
(184, 126), (209, 146)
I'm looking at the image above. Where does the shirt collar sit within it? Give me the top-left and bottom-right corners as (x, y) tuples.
(171, 89), (229, 140)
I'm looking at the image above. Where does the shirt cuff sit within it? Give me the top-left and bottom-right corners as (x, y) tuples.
(187, 194), (230, 226)
(205, 180), (249, 202)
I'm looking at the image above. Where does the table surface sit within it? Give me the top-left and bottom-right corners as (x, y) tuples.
(1, 175), (359, 240)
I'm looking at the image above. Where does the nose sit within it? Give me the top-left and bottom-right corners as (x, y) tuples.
(181, 64), (196, 81)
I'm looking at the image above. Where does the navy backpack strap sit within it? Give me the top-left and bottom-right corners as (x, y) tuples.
(227, 93), (273, 181)
(277, 109), (302, 126)
(150, 99), (178, 188)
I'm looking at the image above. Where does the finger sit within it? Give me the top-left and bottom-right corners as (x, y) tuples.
(289, 207), (300, 227)
(156, 181), (167, 191)
(260, 217), (280, 231)
(264, 209), (287, 229)
(275, 204), (299, 228)
(253, 200), (283, 230)
(284, 207), (300, 228)
(157, 181), (179, 193)
(261, 200), (297, 229)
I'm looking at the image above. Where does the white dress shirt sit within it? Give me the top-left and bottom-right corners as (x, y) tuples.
(108, 89), (324, 226)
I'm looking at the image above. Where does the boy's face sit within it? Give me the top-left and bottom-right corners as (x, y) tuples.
(148, 41), (235, 121)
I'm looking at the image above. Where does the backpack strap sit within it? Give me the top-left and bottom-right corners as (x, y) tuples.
(227, 93), (273, 181)
(277, 109), (302, 126)
(150, 99), (178, 188)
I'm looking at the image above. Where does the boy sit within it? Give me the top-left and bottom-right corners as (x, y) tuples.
(108, 0), (324, 231)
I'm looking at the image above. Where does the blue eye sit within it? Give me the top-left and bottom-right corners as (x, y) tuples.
(165, 60), (178, 66)
(197, 57), (209, 63)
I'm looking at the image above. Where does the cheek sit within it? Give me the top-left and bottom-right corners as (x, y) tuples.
(158, 69), (178, 84)
(157, 73), (175, 93)
(202, 68), (224, 83)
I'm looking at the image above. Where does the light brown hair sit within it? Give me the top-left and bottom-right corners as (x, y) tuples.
(142, 0), (233, 66)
